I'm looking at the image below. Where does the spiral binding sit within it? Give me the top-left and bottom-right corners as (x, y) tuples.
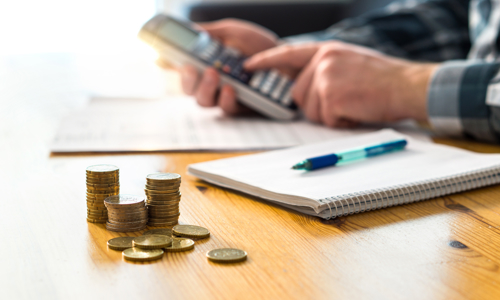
(319, 165), (500, 220)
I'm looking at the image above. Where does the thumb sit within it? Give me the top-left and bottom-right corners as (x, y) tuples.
(244, 43), (320, 70)
(197, 21), (231, 40)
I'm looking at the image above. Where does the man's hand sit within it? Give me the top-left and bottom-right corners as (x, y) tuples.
(178, 19), (279, 115)
(245, 41), (438, 127)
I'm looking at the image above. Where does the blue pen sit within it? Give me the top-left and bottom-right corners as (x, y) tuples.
(291, 139), (408, 171)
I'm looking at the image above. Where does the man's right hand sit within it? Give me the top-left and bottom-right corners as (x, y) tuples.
(178, 19), (279, 115)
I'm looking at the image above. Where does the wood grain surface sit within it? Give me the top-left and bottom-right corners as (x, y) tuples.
(3, 54), (500, 300)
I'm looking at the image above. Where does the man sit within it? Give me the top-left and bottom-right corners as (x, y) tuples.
(178, 0), (500, 143)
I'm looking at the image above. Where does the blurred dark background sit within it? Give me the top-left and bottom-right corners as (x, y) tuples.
(187, 0), (399, 37)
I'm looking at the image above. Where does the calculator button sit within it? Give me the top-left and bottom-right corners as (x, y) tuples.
(212, 48), (232, 69)
(271, 77), (289, 100)
(259, 70), (279, 95)
(280, 88), (294, 107)
(249, 71), (267, 89)
(238, 71), (252, 84)
(222, 56), (238, 74)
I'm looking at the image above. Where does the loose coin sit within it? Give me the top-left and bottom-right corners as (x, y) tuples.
(86, 164), (119, 174)
(107, 236), (135, 250)
(206, 248), (247, 263)
(122, 248), (164, 262)
(173, 225), (210, 239)
(165, 238), (194, 252)
(133, 235), (173, 249)
(143, 228), (173, 237)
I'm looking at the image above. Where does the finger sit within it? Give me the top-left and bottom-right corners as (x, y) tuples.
(303, 76), (322, 123)
(324, 117), (359, 128)
(195, 68), (220, 107)
(218, 85), (239, 115)
(178, 65), (200, 95)
(244, 43), (320, 71)
(198, 21), (231, 41)
(335, 119), (359, 128)
(291, 53), (321, 107)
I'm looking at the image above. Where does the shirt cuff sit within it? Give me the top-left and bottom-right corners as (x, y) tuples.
(427, 60), (500, 142)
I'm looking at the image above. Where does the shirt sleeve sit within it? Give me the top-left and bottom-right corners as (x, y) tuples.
(428, 61), (500, 143)
(284, 0), (471, 62)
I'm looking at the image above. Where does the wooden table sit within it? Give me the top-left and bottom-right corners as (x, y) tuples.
(3, 53), (500, 300)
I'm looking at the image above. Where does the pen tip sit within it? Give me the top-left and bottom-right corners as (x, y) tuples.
(292, 162), (305, 170)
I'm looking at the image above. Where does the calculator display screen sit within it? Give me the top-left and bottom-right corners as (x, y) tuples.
(158, 20), (199, 50)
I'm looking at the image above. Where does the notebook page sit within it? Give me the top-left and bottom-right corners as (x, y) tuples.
(188, 129), (500, 212)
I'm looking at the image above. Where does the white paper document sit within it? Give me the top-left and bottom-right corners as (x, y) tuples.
(51, 97), (429, 153)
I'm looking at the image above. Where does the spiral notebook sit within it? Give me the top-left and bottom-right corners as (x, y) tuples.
(188, 129), (500, 219)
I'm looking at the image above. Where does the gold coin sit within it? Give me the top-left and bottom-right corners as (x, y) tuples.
(87, 186), (120, 192)
(165, 238), (194, 252)
(173, 225), (210, 238)
(107, 236), (135, 250)
(149, 218), (179, 224)
(146, 196), (181, 202)
(143, 228), (173, 237)
(122, 248), (163, 262)
(107, 220), (148, 228)
(146, 204), (180, 210)
(87, 218), (107, 223)
(87, 210), (107, 216)
(148, 220), (178, 227)
(87, 190), (119, 195)
(206, 248), (247, 263)
(106, 226), (146, 233)
(105, 194), (145, 206)
(148, 212), (180, 218)
(108, 210), (148, 217)
(86, 171), (119, 176)
(146, 200), (181, 206)
(86, 176), (119, 182)
(133, 235), (172, 249)
(86, 194), (116, 199)
(87, 175), (119, 180)
(86, 182), (120, 188)
(87, 202), (106, 208)
(86, 164), (119, 174)
(145, 184), (180, 190)
(148, 207), (180, 215)
(146, 190), (180, 195)
(149, 212), (180, 219)
(87, 211), (108, 216)
(146, 173), (181, 182)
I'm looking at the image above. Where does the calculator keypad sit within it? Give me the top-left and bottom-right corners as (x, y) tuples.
(196, 40), (296, 109)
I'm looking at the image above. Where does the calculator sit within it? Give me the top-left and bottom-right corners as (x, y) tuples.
(139, 14), (298, 120)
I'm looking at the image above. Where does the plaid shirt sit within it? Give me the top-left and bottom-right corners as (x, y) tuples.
(287, 0), (500, 143)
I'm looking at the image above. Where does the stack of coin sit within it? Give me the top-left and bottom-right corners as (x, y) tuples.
(145, 173), (181, 227)
(86, 164), (120, 223)
(104, 194), (148, 232)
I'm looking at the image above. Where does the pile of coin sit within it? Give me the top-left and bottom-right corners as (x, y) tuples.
(86, 164), (120, 223)
(104, 194), (148, 232)
(145, 173), (181, 227)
